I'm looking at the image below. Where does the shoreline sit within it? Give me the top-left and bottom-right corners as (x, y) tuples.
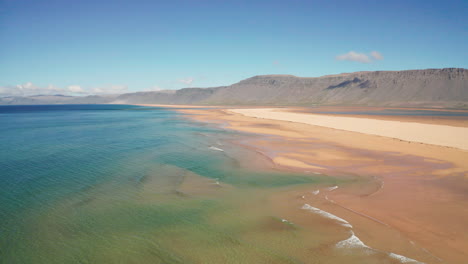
(171, 105), (468, 264)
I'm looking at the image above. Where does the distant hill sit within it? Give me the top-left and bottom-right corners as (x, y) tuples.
(2, 68), (467, 108)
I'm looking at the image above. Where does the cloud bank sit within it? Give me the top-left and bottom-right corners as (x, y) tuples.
(336, 51), (384, 63)
(91, 85), (128, 95)
(67, 85), (85, 94)
(0, 83), (128, 97)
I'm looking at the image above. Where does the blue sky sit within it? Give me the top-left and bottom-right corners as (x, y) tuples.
(1, 0), (467, 96)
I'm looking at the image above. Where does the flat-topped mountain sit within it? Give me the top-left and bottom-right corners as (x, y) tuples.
(203, 68), (467, 107)
(2, 68), (467, 108)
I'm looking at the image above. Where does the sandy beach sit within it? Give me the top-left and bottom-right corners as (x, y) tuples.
(166, 105), (468, 264)
(229, 108), (468, 151)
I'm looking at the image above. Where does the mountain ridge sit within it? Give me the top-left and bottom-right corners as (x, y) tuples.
(2, 68), (467, 108)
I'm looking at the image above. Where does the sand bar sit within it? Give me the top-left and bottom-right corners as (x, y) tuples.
(230, 108), (468, 151)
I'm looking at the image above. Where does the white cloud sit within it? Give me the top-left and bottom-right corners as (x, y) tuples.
(0, 85), (16, 96)
(67, 85), (85, 93)
(91, 85), (128, 95)
(16, 82), (37, 90)
(0, 82), (68, 96)
(141, 85), (162, 91)
(370, 51), (384, 60)
(336, 51), (384, 63)
(2, 83), (127, 97)
(336, 51), (371, 63)
(179, 78), (194, 86)
(45, 84), (65, 94)
(0, 82), (131, 97)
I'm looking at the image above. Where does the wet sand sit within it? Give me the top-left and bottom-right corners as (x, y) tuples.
(168, 106), (468, 264)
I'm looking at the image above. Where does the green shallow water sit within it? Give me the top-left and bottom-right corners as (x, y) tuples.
(0, 105), (398, 264)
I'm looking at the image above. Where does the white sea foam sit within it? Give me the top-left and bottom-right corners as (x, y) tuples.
(300, 200), (424, 263)
(326, 186), (338, 191)
(388, 252), (423, 263)
(335, 232), (424, 263)
(335, 231), (369, 249)
(209, 146), (224, 152)
(301, 204), (352, 228)
(210, 178), (221, 186)
(311, 190), (320, 195)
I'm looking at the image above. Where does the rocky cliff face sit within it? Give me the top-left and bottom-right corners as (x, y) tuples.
(2, 68), (467, 108)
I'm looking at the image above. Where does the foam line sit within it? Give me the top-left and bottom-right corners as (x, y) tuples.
(388, 252), (424, 263)
(208, 146), (224, 152)
(335, 231), (369, 249)
(301, 204), (352, 228)
(335, 233), (425, 263)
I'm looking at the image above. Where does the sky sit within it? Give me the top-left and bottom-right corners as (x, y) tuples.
(0, 0), (467, 96)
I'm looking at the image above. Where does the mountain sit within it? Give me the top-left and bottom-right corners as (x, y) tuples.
(1, 68), (467, 108)
(200, 68), (467, 107)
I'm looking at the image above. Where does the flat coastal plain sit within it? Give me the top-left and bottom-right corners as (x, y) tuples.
(162, 105), (468, 264)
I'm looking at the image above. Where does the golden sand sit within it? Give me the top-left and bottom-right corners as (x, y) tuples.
(229, 108), (468, 151)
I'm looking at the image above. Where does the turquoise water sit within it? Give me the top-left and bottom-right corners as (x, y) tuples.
(1, 105), (349, 263)
(5, 104), (426, 264)
(2, 105), (428, 264)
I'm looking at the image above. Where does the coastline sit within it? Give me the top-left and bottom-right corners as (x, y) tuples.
(162, 105), (468, 264)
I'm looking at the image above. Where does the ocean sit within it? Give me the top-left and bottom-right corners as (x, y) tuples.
(0, 105), (404, 263)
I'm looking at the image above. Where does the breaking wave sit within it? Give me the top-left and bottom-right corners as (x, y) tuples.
(301, 204), (352, 228)
(301, 203), (425, 263)
(208, 146), (224, 152)
(335, 231), (369, 249)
